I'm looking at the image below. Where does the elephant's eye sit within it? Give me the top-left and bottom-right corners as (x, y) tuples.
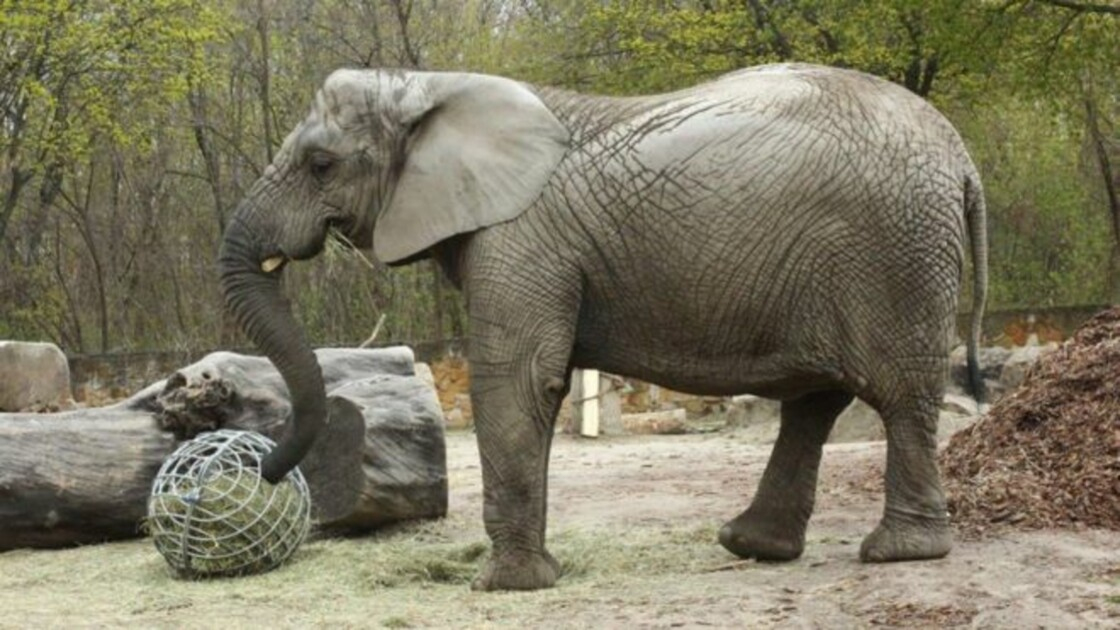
(309, 153), (336, 181)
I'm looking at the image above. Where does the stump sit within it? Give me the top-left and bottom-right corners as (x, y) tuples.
(0, 347), (448, 551)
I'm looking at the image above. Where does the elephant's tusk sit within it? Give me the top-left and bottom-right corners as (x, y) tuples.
(261, 256), (287, 273)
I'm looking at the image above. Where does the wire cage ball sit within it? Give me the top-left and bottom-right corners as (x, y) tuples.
(147, 429), (312, 578)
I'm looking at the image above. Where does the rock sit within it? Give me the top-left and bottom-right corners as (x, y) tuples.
(621, 409), (688, 435)
(724, 392), (981, 445)
(446, 393), (473, 430)
(723, 395), (781, 443)
(937, 408), (979, 441)
(947, 344), (1060, 402)
(941, 393), (980, 417)
(623, 381), (661, 412)
(726, 395), (782, 426)
(445, 407), (468, 430)
(949, 345), (1010, 399)
(0, 341), (74, 412)
(830, 399), (885, 443)
(599, 380), (624, 435)
(413, 362), (436, 391)
(725, 395), (886, 444)
(680, 397), (724, 416)
(998, 343), (1059, 392)
(556, 393), (575, 432)
(568, 371), (625, 436)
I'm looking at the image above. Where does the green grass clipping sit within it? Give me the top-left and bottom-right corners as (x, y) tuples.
(146, 469), (308, 579)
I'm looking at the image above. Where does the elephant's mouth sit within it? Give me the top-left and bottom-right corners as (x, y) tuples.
(328, 215), (357, 241)
(261, 215), (357, 273)
(330, 214), (372, 250)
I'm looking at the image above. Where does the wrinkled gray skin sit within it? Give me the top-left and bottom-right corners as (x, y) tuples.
(219, 63), (988, 591)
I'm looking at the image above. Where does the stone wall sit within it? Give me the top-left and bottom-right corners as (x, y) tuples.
(956, 304), (1107, 347)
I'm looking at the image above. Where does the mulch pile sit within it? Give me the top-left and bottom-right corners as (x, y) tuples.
(941, 307), (1120, 534)
(430, 355), (470, 414)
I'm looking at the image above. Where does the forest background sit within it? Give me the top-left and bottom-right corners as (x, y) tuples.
(0, 0), (1117, 354)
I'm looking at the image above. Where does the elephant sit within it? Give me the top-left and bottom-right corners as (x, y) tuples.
(218, 62), (988, 591)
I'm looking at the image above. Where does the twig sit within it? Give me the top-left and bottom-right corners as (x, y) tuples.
(704, 559), (756, 573)
(329, 228), (377, 271)
(359, 313), (387, 348)
(1034, 0), (1120, 16)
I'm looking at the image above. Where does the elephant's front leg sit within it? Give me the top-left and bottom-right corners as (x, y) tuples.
(469, 323), (573, 591)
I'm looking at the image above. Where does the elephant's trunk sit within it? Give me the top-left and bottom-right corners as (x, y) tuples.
(218, 212), (326, 484)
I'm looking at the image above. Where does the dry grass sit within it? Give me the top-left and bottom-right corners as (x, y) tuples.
(4, 429), (1119, 628)
(0, 516), (729, 629)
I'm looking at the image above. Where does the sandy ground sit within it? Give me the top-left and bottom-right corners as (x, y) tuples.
(1, 429), (1117, 628)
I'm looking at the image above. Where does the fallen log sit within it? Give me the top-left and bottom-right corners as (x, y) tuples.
(0, 347), (448, 551)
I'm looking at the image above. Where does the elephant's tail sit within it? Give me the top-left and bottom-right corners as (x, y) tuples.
(964, 172), (989, 405)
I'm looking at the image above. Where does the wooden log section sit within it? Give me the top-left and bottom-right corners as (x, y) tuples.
(0, 347), (448, 551)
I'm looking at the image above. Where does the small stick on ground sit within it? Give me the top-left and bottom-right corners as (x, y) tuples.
(704, 559), (757, 572)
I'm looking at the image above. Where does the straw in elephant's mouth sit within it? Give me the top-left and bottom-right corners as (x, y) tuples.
(326, 226), (377, 270)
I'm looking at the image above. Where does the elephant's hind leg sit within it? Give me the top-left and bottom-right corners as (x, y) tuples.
(859, 389), (952, 562)
(720, 389), (853, 561)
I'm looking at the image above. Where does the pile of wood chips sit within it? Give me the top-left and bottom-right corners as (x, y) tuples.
(430, 355), (470, 413)
(942, 307), (1120, 534)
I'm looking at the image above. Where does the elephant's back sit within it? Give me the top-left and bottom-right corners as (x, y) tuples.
(646, 63), (964, 165)
(704, 63), (953, 128)
(598, 65), (971, 232)
(546, 62), (972, 278)
(547, 65), (972, 379)
(542, 64), (969, 188)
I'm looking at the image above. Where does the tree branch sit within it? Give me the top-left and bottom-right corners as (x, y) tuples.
(391, 0), (422, 68)
(745, 0), (793, 60)
(1034, 0), (1120, 15)
(1084, 94), (1120, 250)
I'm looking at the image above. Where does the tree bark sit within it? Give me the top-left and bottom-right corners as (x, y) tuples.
(1035, 0), (1120, 16)
(0, 167), (30, 248)
(255, 0), (276, 163)
(188, 82), (226, 235)
(391, 0), (422, 67)
(1084, 93), (1120, 301)
(0, 347), (448, 551)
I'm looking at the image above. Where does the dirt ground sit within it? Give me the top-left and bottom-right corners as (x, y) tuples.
(1, 429), (1117, 629)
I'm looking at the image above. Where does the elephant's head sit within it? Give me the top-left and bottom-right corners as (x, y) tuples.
(219, 69), (569, 482)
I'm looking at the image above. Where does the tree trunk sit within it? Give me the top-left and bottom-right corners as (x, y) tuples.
(188, 82), (226, 235)
(0, 347), (448, 551)
(255, 0), (276, 163)
(0, 167), (30, 248)
(1084, 94), (1120, 301)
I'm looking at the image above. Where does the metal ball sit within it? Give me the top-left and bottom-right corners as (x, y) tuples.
(147, 430), (311, 578)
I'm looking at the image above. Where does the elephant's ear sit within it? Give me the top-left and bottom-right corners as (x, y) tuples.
(373, 73), (569, 264)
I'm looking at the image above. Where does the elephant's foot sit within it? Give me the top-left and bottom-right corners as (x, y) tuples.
(471, 548), (561, 591)
(859, 511), (951, 562)
(718, 510), (806, 561)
